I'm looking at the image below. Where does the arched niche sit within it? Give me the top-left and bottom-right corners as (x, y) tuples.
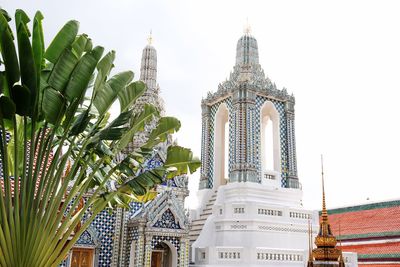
(213, 103), (229, 189)
(151, 240), (178, 267)
(260, 101), (281, 177)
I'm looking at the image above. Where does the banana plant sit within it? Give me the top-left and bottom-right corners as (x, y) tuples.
(0, 9), (200, 267)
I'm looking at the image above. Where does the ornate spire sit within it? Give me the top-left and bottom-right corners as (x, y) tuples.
(140, 32), (157, 91)
(235, 22), (259, 66)
(321, 155), (329, 224)
(309, 155), (345, 265)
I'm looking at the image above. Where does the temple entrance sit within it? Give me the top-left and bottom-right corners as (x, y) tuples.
(150, 241), (177, 267)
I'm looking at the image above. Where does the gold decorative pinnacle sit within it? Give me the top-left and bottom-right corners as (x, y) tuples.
(310, 155), (344, 262)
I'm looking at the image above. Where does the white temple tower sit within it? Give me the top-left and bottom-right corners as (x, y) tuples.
(189, 29), (321, 266)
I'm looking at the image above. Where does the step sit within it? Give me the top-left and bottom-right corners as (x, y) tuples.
(200, 213), (212, 220)
(202, 207), (212, 213)
(190, 225), (203, 232)
(192, 217), (207, 223)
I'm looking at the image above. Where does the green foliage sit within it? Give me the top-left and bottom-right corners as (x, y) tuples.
(0, 9), (200, 267)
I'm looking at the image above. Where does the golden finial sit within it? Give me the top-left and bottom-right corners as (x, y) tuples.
(244, 17), (251, 35)
(321, 154), (328, 221)
(147, 30), (153, 45)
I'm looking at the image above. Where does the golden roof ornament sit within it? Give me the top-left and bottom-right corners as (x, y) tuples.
(308, 155), (345, 266)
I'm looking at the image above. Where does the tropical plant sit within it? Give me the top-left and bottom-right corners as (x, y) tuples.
(0, 9), (200, 267)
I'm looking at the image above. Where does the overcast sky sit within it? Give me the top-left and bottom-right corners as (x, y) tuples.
(3, 0), (400, 210)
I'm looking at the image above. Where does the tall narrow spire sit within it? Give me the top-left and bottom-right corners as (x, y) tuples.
(140, 32), (157, 91)
(321, 155), (328, 222)
(309, 155), (345, 264)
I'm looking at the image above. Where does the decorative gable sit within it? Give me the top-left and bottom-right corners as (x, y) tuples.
(153, 209), (181, 229)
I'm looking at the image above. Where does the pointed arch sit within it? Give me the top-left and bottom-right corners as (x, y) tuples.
(213, 103), (229, 189)
(260, 101), (281, 176)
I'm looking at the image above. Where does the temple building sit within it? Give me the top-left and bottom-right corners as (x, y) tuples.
(189, 28), (357, 266)
(327, 199), (400, 266)
(63, 35), (191, 267)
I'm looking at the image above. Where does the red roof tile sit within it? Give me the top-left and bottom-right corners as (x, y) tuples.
(340, 242), (400, 254)
(327, 205), (400, 237)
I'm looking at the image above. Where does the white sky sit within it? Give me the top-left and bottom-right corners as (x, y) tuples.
(3, 0), (400, 210)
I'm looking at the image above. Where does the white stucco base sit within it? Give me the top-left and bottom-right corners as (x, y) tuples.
(191, 181), (357, 267)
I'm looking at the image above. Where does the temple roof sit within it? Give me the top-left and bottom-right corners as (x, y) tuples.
(341, 242), (400, 255)
(325, 199), (400, 264)
(202, 31), (294, 105)
(328, 200), (400, 239)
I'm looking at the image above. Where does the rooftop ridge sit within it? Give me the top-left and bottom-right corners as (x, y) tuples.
(327, 199), (400, 215)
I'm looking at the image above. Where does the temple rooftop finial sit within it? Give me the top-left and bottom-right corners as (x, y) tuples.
(244, 17), (251, 35)
(236, 19), (259, 66)
(147, 30), (153, 45)
(321, 155), (328, 221)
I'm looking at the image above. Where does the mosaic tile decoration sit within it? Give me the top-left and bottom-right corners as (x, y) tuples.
(124, 226), (139, 267)
(91, 209), (116, 267)
(255, 95), (288, 187)
(207, 97), (233, 188)
(76, 229), (96, 246)
(153, 208), (181, 229)
(128, 201), (144, 218)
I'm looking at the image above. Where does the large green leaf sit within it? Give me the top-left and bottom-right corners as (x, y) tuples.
(96, 50), (115, 81)
(64, 46), (104, 101)
(47, 47), (79, 92)
(142, 116), (181, 149)
(32, 11), (44, 72)
(118, 81), (146, 113)
(12, 84), (31, 116)
(90, 110), (133, 142)
(116, 104), (158, 152)
(15, 11), (37, 112)
(44, 20), (79, 63)
(42, 87), (66, 124)
(0, 13), (20, 91)
(164, 146), (201, 178)
(93, 71), (133, 116)
(0, 95), (16, 119)
(71, 34), (89, 58)
(69, 109), (91, 136)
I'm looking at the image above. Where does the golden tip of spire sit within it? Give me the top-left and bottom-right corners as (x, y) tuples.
(147, 30), (153, 45)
